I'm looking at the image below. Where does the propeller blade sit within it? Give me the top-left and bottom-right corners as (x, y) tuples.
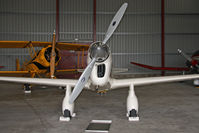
(69, 58), (96, 104)
(178, 49), (192, 62)
(102, 3), (128, 44)
(50, 31), (56, 78)
(178, 49), (199, 68)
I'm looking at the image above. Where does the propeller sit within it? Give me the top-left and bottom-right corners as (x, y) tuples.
(178, 49), (199, 69)
(68, 3), (128, 104)
(50, 31), (56, 79)
(69, 58), (96, 104)
(102, 3), (128, 44)
(178, 49), (192, 62)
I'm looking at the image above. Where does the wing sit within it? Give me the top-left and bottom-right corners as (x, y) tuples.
(0, 41), (89, 51)
(111, 74), (199, 89)
(0, 76), (78, 87)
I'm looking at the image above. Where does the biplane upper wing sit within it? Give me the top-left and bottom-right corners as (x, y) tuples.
(0, 41), (89, 51)
(56, 42), (89, 51)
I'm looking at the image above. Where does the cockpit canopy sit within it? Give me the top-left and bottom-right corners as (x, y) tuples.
(89, 41), (110, 62)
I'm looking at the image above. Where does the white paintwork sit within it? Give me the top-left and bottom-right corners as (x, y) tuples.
(59, 85), (75, 121)
(194, 79), (199, 86)
(111, 74), (199, 89)
(127, 84), (139, 121)
(69, 58), (96, 104)
(24, 90), (31, 94)
(128, 117), (140, 121)
(0, 77), (78, 87)
(91, 120), (112, 123)
(88, 54), (112, 86)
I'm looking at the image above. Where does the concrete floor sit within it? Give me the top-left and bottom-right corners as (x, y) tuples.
(0, 81), (199, 133)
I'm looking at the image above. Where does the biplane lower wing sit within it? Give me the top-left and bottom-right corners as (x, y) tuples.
(0, 71), (31, 77)
(0, 69), (79, 77)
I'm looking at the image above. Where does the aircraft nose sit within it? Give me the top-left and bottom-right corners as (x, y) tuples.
(89, 42), (110, 62)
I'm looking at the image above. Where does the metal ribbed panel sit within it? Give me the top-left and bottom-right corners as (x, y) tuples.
(165, 0), (199, 13)
(165, 0), (199, 71)
(59, 0), (93, 42)
(60, 0), (93, 12)
(0, 0), (55, 41)
(97, 0), (161, 13)
(165, 35), (199, 53)
(165, 15), (199, 33)
(0, 48), (31, 71)
(0, 0), (55, 70)
(0, 0), (198, 74)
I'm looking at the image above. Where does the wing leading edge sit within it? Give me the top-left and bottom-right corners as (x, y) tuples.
(0, 77), (78, 87)
(111, 74), (199, 89)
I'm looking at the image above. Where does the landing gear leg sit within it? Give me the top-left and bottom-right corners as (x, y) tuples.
(59, 85), (76, 122)
(24, 84), (31, 94)
(127, 84), (139, 121)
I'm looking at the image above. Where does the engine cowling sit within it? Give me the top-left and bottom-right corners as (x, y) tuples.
(89, 41), (110, 63)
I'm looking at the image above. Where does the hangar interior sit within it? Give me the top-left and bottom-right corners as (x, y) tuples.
(0, 0), (199, 75)
(0, 0), (199, 133)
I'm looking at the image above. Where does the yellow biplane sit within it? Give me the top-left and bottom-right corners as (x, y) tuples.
(0, 32), (89, 92)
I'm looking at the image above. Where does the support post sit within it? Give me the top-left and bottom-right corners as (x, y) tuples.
(56, 0), (60, 42)
(161, 0), (165, 76)
(93, 0), (96, 42)
(81, 49), (85, 68)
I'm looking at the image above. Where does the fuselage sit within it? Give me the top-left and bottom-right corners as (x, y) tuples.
(87, 41), (112, 90)
(186, 50), (199, 73)
(25, 45), (61, 72)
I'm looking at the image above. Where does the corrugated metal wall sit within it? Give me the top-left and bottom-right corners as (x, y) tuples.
(0, 0), (199, 74)
(59, 0), (93, 43)
(165, 0), (199, 73)
(0, 0), (55, 70)
(96, 0), (161, 74)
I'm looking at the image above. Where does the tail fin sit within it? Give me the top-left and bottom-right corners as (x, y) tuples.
(131, 62), (189, 71)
